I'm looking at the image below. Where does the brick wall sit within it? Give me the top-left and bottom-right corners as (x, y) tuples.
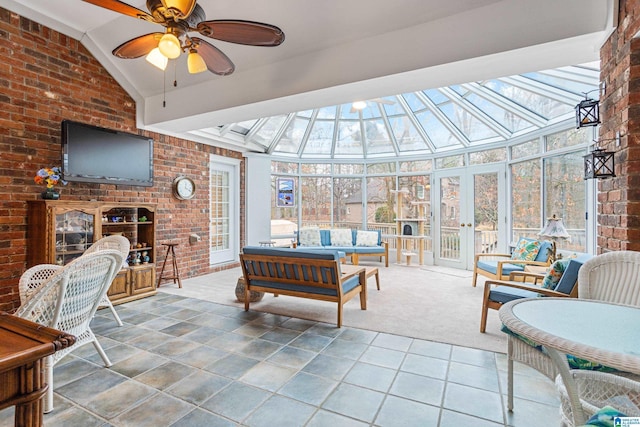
(598, 0), (640, 252)
(0, 8), (245, 312)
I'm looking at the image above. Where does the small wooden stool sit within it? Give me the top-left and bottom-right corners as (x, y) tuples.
(157, 242), (182, 288)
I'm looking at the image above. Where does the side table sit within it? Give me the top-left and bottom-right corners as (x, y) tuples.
(0, 312), (75, 427)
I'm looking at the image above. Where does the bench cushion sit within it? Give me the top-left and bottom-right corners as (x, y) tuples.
(251, 274), (360, 297)
(489, 286), (541, 304)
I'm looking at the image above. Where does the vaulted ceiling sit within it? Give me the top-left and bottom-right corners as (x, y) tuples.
(4, 0), (615, 154)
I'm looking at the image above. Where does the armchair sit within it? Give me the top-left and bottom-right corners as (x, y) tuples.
(472, 238), (555, 287)
(481, 257), (587, 413)
(15, 250), (123, 413)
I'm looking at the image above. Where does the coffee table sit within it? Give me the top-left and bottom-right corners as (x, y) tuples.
(342, 265), (380, 290)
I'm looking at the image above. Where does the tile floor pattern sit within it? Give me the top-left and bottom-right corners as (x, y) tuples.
(0, 293), (561, 427)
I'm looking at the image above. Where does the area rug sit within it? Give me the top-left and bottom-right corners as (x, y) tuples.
(158, 262), (508, 353)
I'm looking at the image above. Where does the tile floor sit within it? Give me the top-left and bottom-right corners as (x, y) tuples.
(0, 292), (561, 427)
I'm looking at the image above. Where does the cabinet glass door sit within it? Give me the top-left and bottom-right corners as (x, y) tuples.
(55, 209), (95, 265)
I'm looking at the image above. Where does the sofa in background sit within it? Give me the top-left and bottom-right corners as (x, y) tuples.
(293, 228), (389, 267)
(240, 247), (367, 327)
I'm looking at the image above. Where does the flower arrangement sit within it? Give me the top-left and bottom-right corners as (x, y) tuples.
(34, 167), (67, 189)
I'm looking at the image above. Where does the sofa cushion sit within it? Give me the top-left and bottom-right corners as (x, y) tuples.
(251, 274), (360, 297)
(330, 229), (353, 246)
(554, 257), (589, 295)
(489, 286), (541, 304)
(534, 240), (554, 262)
(298, 228), (321, 246)
(356, 230), (379, 247)
(511, 238), (541, 261)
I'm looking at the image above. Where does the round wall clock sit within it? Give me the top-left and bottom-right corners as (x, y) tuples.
(172, 176), (196, 200)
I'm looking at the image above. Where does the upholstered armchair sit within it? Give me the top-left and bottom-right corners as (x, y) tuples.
(472, 238), (555, 287)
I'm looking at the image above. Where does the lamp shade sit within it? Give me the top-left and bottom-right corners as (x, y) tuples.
(145, 48), (168, 70)
(158, 33), (181, 59)
(187, 50), (207, 74)
(538, 215), (571, 241)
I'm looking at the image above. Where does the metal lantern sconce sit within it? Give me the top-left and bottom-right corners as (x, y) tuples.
(583, 133), (619, 180)
(576, 97), (600, 128)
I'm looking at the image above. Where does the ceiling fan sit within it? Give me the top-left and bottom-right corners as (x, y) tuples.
(82, 0), (285, 75)
(350, 98), (396, 113)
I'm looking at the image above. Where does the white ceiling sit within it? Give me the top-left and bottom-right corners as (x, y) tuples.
(3, 0), (616, 151)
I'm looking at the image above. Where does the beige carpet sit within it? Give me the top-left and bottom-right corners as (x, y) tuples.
(158, 261), (507, 353)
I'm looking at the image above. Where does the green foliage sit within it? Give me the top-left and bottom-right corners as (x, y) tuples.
(375, 205), (395, 223)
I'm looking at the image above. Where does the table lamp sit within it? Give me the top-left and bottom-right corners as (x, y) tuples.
(538, 215), (571, 261)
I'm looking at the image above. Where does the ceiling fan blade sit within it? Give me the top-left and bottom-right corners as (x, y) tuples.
(113, 33), (163, 58)
(82, 0), (153, 21)
(160, 0), (196, 19)
(191, 37), (235, 75)
(196, 20), (285, 46)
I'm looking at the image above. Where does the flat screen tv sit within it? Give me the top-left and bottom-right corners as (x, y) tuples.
(62, 120), (154, 187)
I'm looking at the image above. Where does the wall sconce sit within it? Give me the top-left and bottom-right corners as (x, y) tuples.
(583, 134), (619, 179)
(575, 96), (600, 128)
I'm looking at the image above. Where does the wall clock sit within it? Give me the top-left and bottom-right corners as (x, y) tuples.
(172, 176), (196, 200)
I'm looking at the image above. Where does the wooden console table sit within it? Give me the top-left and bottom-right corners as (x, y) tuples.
(0, 312), (75, 427)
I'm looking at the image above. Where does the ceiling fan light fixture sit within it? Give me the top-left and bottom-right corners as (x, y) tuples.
(161, 0), (196, 19)
(352, 101), (367, 110)
(145, 48), (169, 70)
(187, 49), (207, 74)
(158, 33), (181, 59)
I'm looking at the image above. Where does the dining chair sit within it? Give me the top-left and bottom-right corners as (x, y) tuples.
(14, 250), (123, 413)
(83, 235), (131, 326)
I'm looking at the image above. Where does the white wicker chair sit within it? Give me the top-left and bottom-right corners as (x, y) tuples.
(19, 264), (63, 304)
(83, 235), (131, 326)
(506, 251), (640, 421)
(14, 250), (123, 413)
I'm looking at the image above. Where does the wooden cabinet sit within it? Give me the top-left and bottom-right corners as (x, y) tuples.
(27, 201), (157, 304)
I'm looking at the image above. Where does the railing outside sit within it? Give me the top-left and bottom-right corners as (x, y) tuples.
(273, 222), (586, 259)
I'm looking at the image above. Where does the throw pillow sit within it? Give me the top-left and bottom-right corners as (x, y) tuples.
(330, 229), (353, 246)
(582, 406), (627, 427)
(511, 238), (541, 261)
(541, 258), (570, 289)
(356, 230), (379, 247)
(298, 228), (321, 246)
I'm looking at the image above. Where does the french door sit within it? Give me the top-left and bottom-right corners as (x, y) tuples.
(434, 164), (506, 270)
(210, 157), (240, 265)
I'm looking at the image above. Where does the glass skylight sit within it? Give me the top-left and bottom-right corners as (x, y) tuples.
(195, 64), (599, 159)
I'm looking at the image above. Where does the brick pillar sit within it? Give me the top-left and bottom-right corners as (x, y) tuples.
(598, 1), (640, 251)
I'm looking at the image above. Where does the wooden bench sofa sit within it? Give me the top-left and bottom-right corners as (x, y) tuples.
(240, 247), (367, 327)
(293, 229), (389, 267)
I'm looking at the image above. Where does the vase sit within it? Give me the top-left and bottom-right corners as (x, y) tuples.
(41, 189), (60, 200)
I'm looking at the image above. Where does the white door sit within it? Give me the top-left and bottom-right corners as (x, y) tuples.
(210, 157), (240, 265)
(434, 164), (506, 270)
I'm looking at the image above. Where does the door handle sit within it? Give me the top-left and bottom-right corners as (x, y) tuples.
(467, 223), (472, 227)
(460, 223), (465, 227)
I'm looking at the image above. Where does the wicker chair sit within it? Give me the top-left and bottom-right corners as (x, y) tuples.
(83, 235), (131, 326)
(15, 250), (123, 413)
(505, 251), (640, 421)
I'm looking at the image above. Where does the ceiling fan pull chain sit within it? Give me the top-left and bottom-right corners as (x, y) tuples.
(173, 60), (178, 87)
(163, 67), (166, 108)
